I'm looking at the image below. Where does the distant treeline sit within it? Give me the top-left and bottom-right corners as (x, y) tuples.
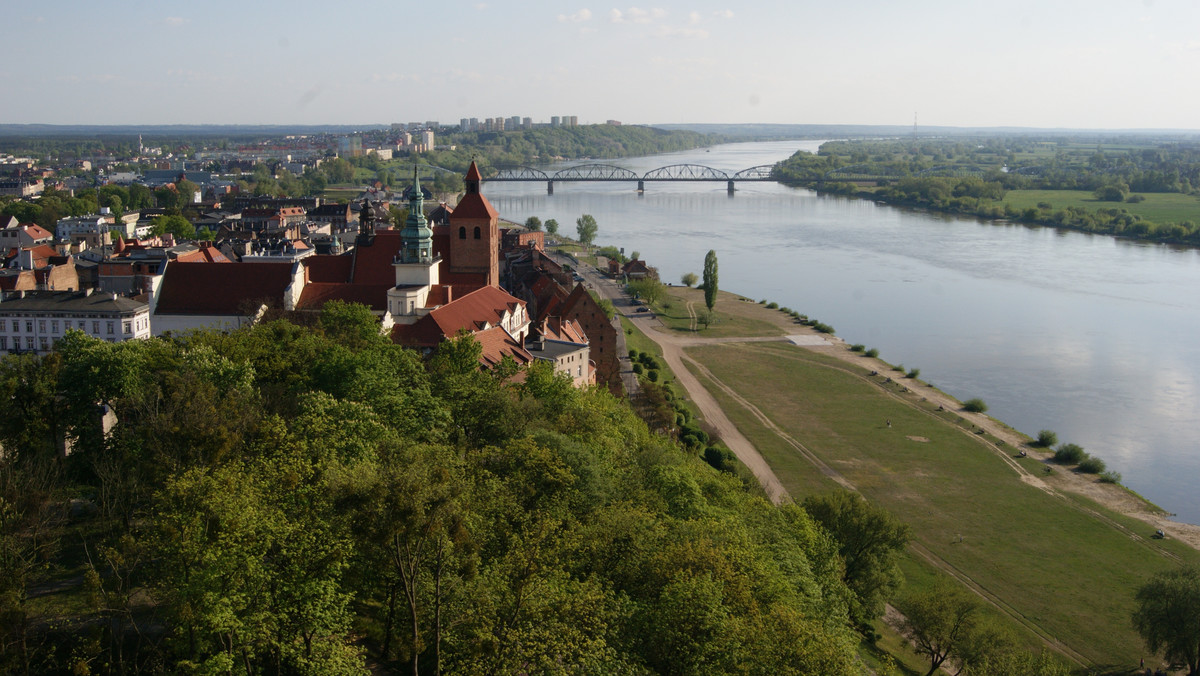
(774, 138), (1200, 245)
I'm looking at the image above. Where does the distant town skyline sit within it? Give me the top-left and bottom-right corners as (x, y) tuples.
(6, 0), (1200, 131)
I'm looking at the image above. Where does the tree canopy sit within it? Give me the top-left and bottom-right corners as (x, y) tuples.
(1133, 565), (1200, 675)
(702, 249), (719, 311)
(576, 213), (598, 247)
(0, 306), (864, 674)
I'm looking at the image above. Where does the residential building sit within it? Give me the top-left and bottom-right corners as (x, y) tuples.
(0, 289), (151, 354)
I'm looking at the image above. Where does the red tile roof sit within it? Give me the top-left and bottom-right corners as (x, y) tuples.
(23, 224), (52, 240)
(304, 254), (354, 283)
(474, 326), (532, 369)
(296, 282), (391, 311)
(155, 261), (297, 315)
(423, 285), (524, 336)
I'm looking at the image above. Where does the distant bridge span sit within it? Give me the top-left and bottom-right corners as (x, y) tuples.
(485, 163), (777, 194)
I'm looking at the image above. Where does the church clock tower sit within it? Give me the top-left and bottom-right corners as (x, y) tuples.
(448, 161), (499, 287)
(387, 168), (441, 323)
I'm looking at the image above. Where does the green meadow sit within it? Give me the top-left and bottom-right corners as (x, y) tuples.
(683, 340), (1198, 671)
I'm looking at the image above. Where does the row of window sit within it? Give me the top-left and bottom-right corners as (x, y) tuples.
(0, 317), (145, 336)
(0, 334), (124, 352)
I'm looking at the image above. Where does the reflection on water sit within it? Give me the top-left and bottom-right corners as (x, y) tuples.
(486, 141), (1200, 524)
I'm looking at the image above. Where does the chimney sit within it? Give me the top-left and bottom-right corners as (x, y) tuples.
(444, 286), (453, 304)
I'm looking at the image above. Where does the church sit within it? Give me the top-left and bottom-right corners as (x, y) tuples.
(151, 162), (595, 382)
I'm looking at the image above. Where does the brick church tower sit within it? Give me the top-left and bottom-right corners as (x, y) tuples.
(448, 161), (499, 288)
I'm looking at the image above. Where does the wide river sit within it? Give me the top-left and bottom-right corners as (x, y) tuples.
(483, 140), (1200, 525)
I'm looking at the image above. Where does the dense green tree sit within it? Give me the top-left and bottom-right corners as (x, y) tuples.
(802, 490), (910, 628)
(627, 278), (666, 307)
(702, 249), (719, 311)
(576, 214), (598, 247)
(1133, 565), (1200, 675)
(545, 219), (559, 235)
(150, 214), (196, 240)
(900, 581), (982, 676)
(680, 272), (698, 287)
(524, 216), (542, 231)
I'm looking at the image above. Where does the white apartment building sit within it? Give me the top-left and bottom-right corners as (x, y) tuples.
(0, 289), (151, 354)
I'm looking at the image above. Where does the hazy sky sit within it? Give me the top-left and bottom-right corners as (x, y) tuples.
(5, 0), (1198, 129)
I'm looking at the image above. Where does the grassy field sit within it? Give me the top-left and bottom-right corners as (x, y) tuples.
(682, 340), (1198, 671)
(649, 287), (788, 338)
(1003, 189), (1200, 224)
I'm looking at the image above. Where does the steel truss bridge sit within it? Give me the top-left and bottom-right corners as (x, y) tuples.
(483, 163), (777, 194)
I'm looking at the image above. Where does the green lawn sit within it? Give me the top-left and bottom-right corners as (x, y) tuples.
(650, 287), (791, 338)
(683, 340), (1197, 670)
(1004, 189), (1200, 224)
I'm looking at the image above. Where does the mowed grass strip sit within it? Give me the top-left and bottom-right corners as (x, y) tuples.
(684, 340), (1200, 667)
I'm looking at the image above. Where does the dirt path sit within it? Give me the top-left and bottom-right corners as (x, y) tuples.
(652, 331), (791, 504)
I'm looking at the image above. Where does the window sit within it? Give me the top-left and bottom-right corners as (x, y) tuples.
(0, 337), (6, 350)
(92, 321), (100, 334)
(38, 320), (46, 333)
(50, 321), (58, 333)
(79, 321), (86, 330)
(39, 337), (47, 351)
(123, 321), (132, 335)
(458, 226), (466, 239)
(25, 321), (32, 333)
(9, 321), (16, 333)
(107, 321), (114, 335)
(24, 337), (33, 350)
(473, 226), (481, 240)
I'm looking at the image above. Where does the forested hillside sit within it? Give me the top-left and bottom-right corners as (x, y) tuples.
(0, 302), (860, 674)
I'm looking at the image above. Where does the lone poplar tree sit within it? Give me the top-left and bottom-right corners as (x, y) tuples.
(702, 250), (718, 311)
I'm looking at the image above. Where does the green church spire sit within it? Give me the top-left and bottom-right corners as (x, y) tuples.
(400, 166), (433, 263)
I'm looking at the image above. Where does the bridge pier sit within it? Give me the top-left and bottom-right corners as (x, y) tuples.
(547, 180), (554, 195)
(637, 180), (644, 193)
(727, 180), (735, 195)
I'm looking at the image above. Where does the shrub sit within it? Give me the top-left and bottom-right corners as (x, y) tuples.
(1126, 194), (1145, 203)
(780, 306), (792, 314)
(850, 344), (865, 352)
(758, 299), (767, 304)
(1099, 470), (1122, 484)
(1054, 443), (1086, 464)
(628, 349), (639, 359)
(812, 322), (835, 334)
(632, 363), (643, 375)
(962, 398), (988, 413)
(766, 302), (779, 309)
(1035, 429), (1057, 447)
(906, 368), (920, 379)
(894, 363), (905, 372)
(865, 348), (879, 358)
(646, 369), (660, 382)
(1077, 456), (1106, 474)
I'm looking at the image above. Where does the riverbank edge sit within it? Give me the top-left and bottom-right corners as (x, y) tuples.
(648, 282), (1200, 547)
(776, 178), (1200, 249)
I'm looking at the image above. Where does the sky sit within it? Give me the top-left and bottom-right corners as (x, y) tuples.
(4, 0), (1200, 130)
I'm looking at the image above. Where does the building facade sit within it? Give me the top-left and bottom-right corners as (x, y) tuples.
(0, 289), (151, 354)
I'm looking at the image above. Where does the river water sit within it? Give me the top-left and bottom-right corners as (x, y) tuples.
(484, 141), (1200, 525)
